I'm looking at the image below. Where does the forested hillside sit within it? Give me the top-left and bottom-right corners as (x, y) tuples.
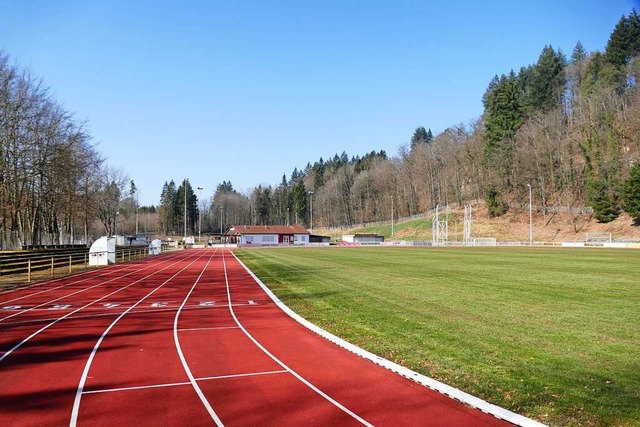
(195, 10), (640, 232)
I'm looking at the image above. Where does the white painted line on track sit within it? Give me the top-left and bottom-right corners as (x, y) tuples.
(232, 252), (547, 427)
(173, 249), (224, 427)
(70, 250), (211, 427)
(0, 252), (193, 364)
(196, 369), (288, 382)
(178, 326), (239, 332)
(0, 255), (159, 303)
(0, 251), (186, 323)
(221, 250), (374, 427)
(82, 369), (289, 395)
(83, 380), (192, 395)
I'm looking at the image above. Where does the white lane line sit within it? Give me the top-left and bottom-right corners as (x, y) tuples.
(0, 254), (161, 303)
(0, 251), (187, 323)
(197, 369), (288, 382)
(220, 250), (374, 427)
(0, 304), (224, 328)
(178, 326), (239, 332)
(0, 253), (191, 364)
(173, 249), (224, 427)
(83, 380), (191, 395)
(70, 250), (210, 427)
(82, 369), (289, 395)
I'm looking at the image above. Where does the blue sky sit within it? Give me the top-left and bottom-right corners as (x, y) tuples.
(1, 1), (637, 205)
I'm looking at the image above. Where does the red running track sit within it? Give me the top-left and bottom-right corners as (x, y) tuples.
(0, 248), (522, 426)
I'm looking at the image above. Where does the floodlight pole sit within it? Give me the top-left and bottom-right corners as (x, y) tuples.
(183, 178), (187, 239)
(391, 195), (394, 238)
(308, 191), (314, 233)
(527, 183), (533, 245)
(135, 191), (139, 236)
(197, 186), (203, 242)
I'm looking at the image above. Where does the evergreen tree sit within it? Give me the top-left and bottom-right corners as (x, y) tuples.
(605, 10), (640, 67)
(587, 178), (620, 223)
(571, 41), (587, 64)
(483, 71), (526, 181)
(623, 163), (640, 218)
(525, 45), (567, 113)
(410, 126), (432, 149)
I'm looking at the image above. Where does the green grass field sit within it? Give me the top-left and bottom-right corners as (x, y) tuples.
(235, 246), (640, 426)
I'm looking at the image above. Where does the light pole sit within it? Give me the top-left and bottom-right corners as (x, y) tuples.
(115, 211), (119, 237)
(183, 178), (187, 239)
(527, 183), (533, 245)
(197, 186), (203, 242)
(391, 195), (394, 238)
(308, 191), (314, 233)
(135, 189), (139, 236)
(220, 207), (224, 242)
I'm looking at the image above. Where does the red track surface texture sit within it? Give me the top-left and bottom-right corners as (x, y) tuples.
(0, 248), (515, 426)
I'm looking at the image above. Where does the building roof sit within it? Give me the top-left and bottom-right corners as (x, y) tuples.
(228, 225), (310, 235)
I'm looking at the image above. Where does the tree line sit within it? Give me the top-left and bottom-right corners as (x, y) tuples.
(199, 9), (640, 231)
(4, 10), (640, 248)
(0, 52), (159, 248)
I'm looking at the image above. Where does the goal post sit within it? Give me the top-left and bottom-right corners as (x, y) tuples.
(473, 237), (497, 247)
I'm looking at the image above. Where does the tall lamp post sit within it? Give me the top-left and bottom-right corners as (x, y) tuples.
(527, 183), (533, 245)
(183, 178), (187, 239)
(308, 191), (314, 233)
(391, 195), (394, 238)
(197, 186), (203, 242)
(115, 211), (119, 237)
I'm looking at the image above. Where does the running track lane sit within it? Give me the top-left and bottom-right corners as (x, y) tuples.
(0, 248), (537, 426)
(0, 250), (198, 426)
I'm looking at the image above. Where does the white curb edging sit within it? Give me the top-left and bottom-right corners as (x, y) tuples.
(232, 252), (546, 427)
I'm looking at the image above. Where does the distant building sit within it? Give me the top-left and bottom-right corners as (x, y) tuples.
(310, 234), (331, 245)
(228, 225), (310, 246)
(341, 234), (384, 245)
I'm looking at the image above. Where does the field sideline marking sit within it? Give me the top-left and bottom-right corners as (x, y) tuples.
(82, 369), (289, 395)
(172, 249), (224, 427)
(231, 251), (547, 427)
(222, 249), (374, 427)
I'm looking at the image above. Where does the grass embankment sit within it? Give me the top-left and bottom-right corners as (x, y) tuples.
(351, 217), (436, 240)
(235, 247), (640, 426)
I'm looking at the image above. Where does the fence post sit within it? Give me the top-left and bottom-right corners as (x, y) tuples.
(51, 257), (54, 277)
(69, 255), (72, 273)
(28, 259), (31, 282)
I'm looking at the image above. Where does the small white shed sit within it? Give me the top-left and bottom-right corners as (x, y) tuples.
(149, 239), (162, 255)
(89, 236), (116, 266)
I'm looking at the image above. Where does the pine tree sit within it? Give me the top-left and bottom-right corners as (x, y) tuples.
(623, 163), (640, 218)
(587, 178), (620, 223)
(483, 71), (526, 177)
(525, 45), (567, 113)
(410, 127), (430, 149)
(571, 41), (587, 64)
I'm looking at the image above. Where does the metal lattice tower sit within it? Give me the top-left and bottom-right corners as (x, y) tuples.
(463, 205), (472, 246)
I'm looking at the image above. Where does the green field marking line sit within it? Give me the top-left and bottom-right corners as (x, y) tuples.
(231, 250), (546, 427)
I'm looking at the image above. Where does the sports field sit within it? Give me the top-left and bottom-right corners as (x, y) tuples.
(235, 246), (640, 426)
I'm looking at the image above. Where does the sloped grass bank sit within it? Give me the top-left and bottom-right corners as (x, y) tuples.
(235, 246), (640, 426)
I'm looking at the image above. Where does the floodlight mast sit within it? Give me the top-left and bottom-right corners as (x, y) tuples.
(183, 178), (187, 239)
(527, 183), (533, 245)
(197, 186), (203, 242)
(308, 191), (314, 233)
(391, 195), (394, 238)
